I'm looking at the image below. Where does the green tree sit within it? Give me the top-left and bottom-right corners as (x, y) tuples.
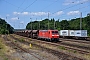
(60, 20), (69, 30)
(0, 18), (14, 34)
(26, 15), (90, 36)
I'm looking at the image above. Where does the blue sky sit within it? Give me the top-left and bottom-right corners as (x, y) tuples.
(0, 0), (90, 29)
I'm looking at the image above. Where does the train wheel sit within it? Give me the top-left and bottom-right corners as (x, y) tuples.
(47, 39), (50, 42)
(37, 37), (39, 40)
(75, 37), (78, 40)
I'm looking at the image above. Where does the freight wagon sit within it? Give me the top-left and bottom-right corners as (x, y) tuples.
(59, 30), (87, 39)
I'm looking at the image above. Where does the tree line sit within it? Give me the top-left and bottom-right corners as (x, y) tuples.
(0, 18), (14, 34)
(26, 14), (90, 36)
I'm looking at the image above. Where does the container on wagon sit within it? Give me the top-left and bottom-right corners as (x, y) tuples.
(68, 30), (75, 36)
(59, 30), (69, 36)
(74, 30), (87, 37)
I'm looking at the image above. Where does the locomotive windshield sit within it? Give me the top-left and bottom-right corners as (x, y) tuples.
(52, 31), (58, 34)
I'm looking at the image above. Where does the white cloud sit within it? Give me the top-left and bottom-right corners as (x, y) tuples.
(74, 0), (89, 4)
(30, 12), (48, 16)
(22, 12), (29, 15)
(13, 12), (21, 15)
(0, 15), (5, 19)
(63, 0), (74, 5)
(13, 11), (49, 16)
(63, 0), (89, 5)
(82, 0), (89, 2)
(1, 18), (5, 20)
(54, 11), (63, 16)
(67, 11), (80, 15)
(11, 17), (19, 20)
(13, 11), (64, 17)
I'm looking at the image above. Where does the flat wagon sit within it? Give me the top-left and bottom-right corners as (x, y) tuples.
(59, 30), (87, 39)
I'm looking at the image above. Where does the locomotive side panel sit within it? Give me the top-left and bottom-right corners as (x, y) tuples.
(38, 30), (49, 39)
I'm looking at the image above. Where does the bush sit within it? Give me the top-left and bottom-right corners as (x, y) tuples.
(0, 29), (8, 34)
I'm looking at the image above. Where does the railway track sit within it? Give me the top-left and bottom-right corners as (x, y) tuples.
(59, 42), (90, 50)
(11, 34), (90, 54)
(3, 35), (41, 60)
(10, 34), (90, 59)
(60, 38), (90, 44)
(57, 42), (90, 54)
(36, 40), (90, 54)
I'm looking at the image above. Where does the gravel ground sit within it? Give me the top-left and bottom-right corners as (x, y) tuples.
(2, 35), (60, 60)
(7, 49), (60, 60)
(11, 52), (39, 60)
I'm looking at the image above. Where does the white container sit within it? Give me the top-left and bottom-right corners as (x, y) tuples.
(69, 30), (75, 36)
(74, 30), (87, 37)
(59, 30), (69, 36)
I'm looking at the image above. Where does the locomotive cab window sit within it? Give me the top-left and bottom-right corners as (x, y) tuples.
(52, 31), (58, 34)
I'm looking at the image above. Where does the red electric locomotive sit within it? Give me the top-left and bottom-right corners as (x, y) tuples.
(38, 30), (59, 41)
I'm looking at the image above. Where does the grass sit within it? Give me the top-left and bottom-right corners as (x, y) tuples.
(0, 36), (9, 60)
(4, 58), (9, 60)
(73, 50), (77, 53)
(20, 38), (25, 42)
(14, 40), (17, 42)
(58, 46), (66, 50)
(84, 54), (90, 60)
(0, 40), (6, 53)
(58, 46), (78, 54)
(68, 50), (77, 53)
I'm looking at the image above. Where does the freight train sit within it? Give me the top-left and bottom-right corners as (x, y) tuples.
(15, 30), (59, 41)
(15, 29), (88, 41)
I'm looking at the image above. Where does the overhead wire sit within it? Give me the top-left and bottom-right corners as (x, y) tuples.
(3, 0), (38, 28)
(44, 0), (90, 21)
(3, 0), (23, 10)
(36, 0), (90, 20)
(51, 0), (90, 15)
(83, 9), (90, 14)
(38, 0), (60, 21)
(3, 0), (37, 16)
(27, 0), (90, 21)
(41, 0), (60, 11)
(21, 0), (37, 12)
(24, 0), (60, 20)
(14, 0), (26, 28)
(2, 0), (90, 29)
(2, 0), (90, 20)
(16, 0), (38, 20)
(58, 4), (90, 20)
(16, 0), (26, 11)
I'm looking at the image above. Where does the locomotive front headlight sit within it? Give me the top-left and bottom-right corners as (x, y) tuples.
(56, 35), (59, 36)
(52, 35), (54, 36)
